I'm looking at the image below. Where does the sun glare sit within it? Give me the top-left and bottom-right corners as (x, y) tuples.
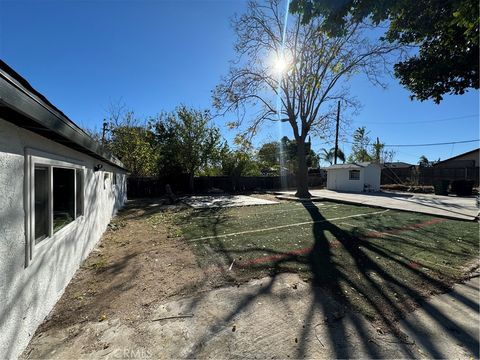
(274, 55), (288, 74)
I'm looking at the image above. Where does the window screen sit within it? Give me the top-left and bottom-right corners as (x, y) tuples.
(34, 166), (49, 243)
(349, 170), (360, 180)
(53, 168), (75, 233)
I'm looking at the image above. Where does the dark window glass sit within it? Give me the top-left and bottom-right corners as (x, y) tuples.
(34, 166), (49, 243)
(53, 168), (75, 232)
(349, 170), (360, 180)
(76, 169), (84, 217)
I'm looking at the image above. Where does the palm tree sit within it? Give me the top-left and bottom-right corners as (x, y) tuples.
(320, 147), (345, 165)
(418, 155), (430, 167)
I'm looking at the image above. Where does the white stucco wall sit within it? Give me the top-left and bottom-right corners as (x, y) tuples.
(326, 168), (365, 192)
(363, 164), (381, 191)
(0, 118), (127, 359)
(326, 164), (381, 192)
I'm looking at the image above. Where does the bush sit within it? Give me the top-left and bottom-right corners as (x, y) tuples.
(450, 180), (474, 196)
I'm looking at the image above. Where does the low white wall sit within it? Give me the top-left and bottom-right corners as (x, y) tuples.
(0, 119), (127, 359)
(364, 165), (381, 191)
(326, 168), (365, 192)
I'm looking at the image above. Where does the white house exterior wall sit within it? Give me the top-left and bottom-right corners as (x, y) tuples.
(0, 118), (127, 359)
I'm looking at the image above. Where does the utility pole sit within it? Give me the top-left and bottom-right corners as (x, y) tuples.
(334, 100), (340, 164)
(101, 120), (108, 145)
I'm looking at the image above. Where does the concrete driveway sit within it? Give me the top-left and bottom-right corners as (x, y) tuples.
(278, 190), (479, 221)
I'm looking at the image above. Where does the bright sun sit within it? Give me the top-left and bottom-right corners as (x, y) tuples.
(274, 56), (288, 74)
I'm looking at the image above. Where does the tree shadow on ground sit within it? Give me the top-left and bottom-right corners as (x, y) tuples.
(182, 200), (478, 359)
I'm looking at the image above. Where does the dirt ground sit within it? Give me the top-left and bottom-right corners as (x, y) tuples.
(33, 193), (280, 330)
(21, 196), (479, 359)
(29, 199), (230, 334)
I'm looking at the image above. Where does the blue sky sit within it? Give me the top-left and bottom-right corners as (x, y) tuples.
(1, 0), (478, 165)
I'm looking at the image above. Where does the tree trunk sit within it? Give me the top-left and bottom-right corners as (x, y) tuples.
(188, 172), (194, 193)
(295, 139), (311, 198)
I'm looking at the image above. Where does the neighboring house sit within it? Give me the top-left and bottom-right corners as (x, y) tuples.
(326, 162), (381, 192)
(0, 61), (128, 359)
(421, 148), (480, 186)
(433, 148), (479, 168)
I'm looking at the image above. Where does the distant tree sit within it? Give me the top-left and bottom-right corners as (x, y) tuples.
(280, 136), (319, 171)
(320, 147), (345, 165)
(418, 155), (440, 167)
(290, 0), (479, 103)
(220, 146), (261, 190)
(348, 128), (395, 163)
(335, 148), (346, 164)
(221, 146), (260, 177)
(257, 137), (319, 173)
(418, 155), (430, 167)
(381, 149), (396, 163)
(82, 126), (103, 145)
(153, 106), (223, 192)
(320, 148), (333, 165)
(213, 0), (398, 198)
(371, 138), (385, 163)
(348, 127), (372, 163)
(257, 141), (280, 168)
(105, 109), (158, 177)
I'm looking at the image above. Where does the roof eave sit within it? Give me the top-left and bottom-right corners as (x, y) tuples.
(0, 68), (126, 171)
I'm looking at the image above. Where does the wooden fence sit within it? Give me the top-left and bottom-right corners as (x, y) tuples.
(381, 166), (479, 186)
(127, 174), (324, 198)
(418, 167), (479, 185)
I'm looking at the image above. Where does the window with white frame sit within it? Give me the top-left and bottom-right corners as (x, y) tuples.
(26, 150), (85, 256)
(349, 170), (360, 180)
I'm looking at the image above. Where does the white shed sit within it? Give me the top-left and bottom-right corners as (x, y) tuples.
(326, 162), (381, 192)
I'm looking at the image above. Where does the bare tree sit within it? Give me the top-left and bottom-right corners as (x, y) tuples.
(213, 0), (399, 197)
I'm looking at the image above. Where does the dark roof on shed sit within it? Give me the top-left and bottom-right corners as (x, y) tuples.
(0, 60), (126, 170)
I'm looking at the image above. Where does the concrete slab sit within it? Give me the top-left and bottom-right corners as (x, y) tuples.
(182, 195), (278, 209)
(399, 269), (480, 359)
(278, 190), (479, 221)
(22, 274), (416, 359)
(24, 272), (480, 359)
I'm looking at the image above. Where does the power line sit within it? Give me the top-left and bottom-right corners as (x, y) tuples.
(323, 138), (479, 147)
(384, 139), (479, 147)
(358, 114), (478, 125)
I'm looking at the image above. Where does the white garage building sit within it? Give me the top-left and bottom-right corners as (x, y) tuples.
(326, 162), (381, 192)
(0, 61), (127, 359)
